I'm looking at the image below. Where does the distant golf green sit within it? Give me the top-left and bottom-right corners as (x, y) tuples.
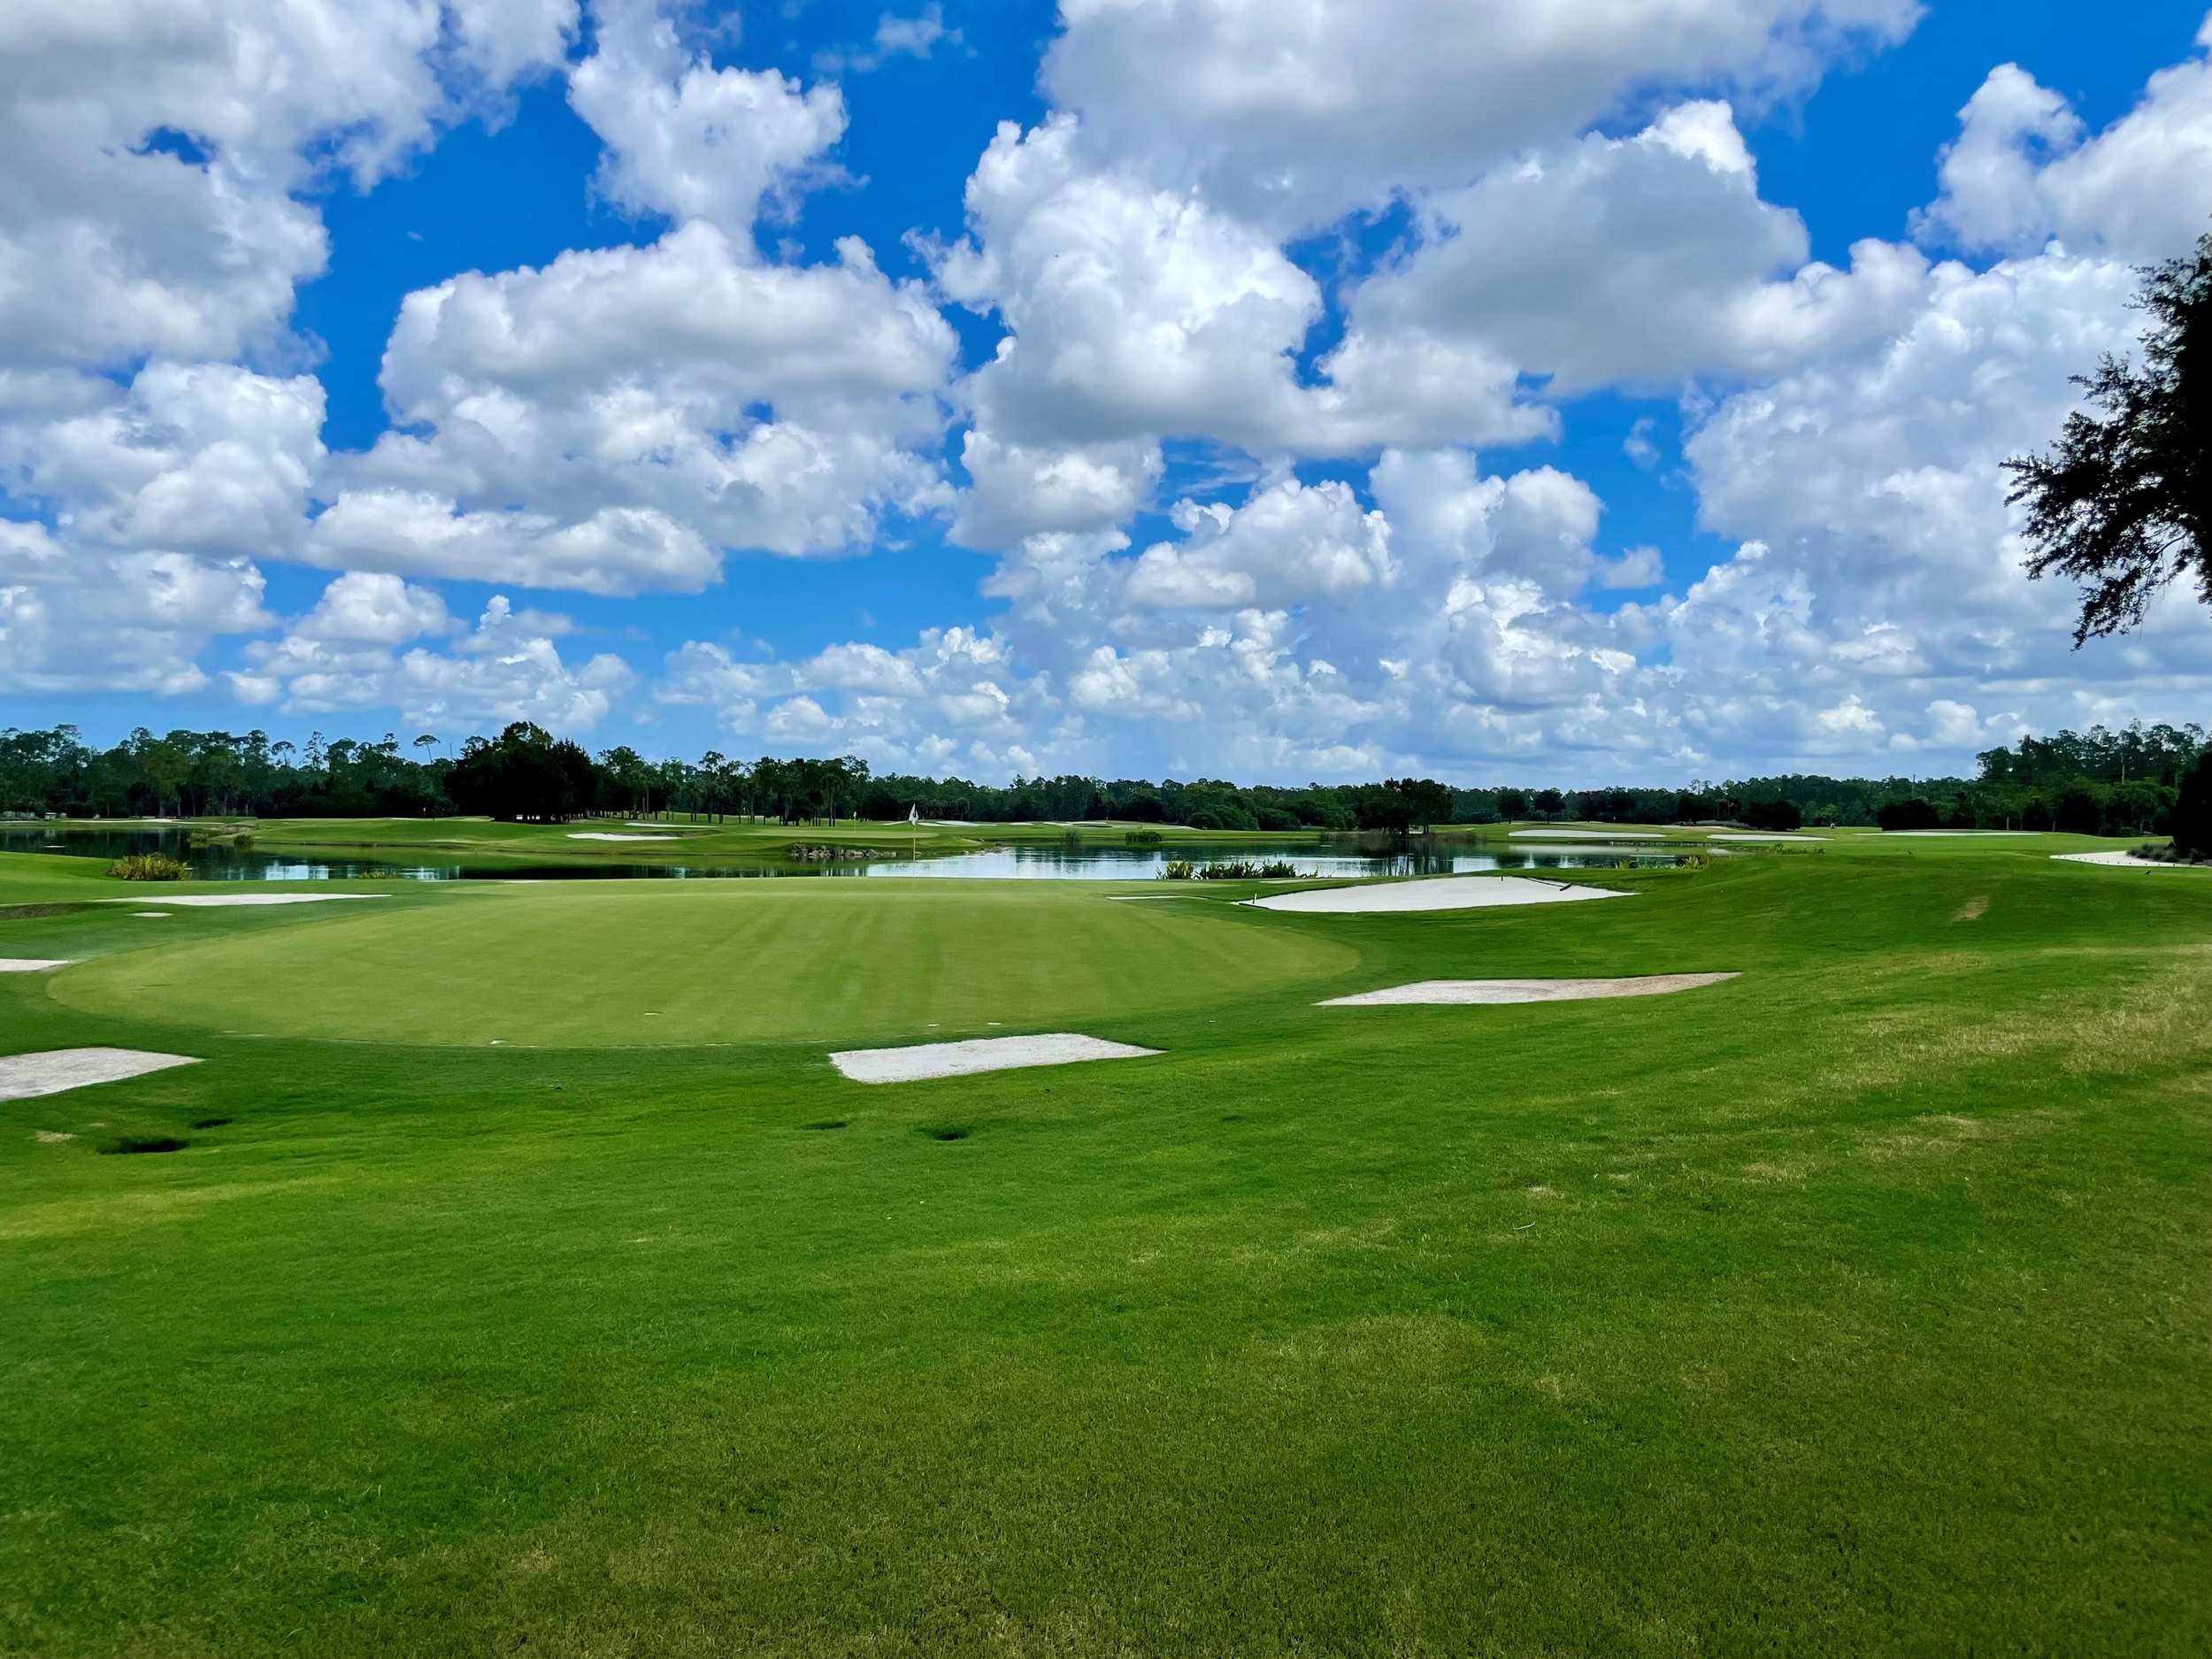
(2, 836), (2208, 1655)
(51, 879), (1360, 1046)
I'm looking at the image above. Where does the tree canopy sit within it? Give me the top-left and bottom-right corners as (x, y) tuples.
(0, 718), (2201, 838)
(2008, 227), (2211, 641)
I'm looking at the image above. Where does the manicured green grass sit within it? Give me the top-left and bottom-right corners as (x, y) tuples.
(1, 841), (2208, 1655)
(52, 879), (1362, 1048)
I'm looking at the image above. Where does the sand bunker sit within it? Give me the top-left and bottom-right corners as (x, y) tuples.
(1321, 973), (1738, 1007)
(98, 894), (385, 908)
(0, 1048), (201, 1102)
(830, 1033), (1162, 1084)
(1509, 828), (1664, 840)
(1246, 876), (1631, 915)
(1708, 833), (1829, 842)
(0, 958), (73, 972)
(131, 911), (173, 918)
(2053, 850), (2204, 869)
(567, 832), (677, 841)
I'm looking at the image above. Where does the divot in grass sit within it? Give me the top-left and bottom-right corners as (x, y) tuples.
(1320, 974), (1739, 1007)
(99, 1135), (188, 1156)
(830, 1033), (1162, 1085)
(0, 1048), (202, 1102)
(1248, 876), (1631, 915)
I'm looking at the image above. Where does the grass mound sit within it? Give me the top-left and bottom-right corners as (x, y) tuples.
(51, 879), (1357, 1048)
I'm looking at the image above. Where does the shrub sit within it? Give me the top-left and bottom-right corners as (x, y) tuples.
(1158, 860), (1196, 879)
(1123, 829), (1164, 847)
(1194, 859), (1303, 879)
(107, 853), (190, 881)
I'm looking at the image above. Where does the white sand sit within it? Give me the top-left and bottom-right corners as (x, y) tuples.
(1707, 833), (1829, 842)
(0, 1048), (201, 1102)
(2053, 850), (2205, 869)
(97, 894), (385, 908)
(830, 1033), (1162, 1084)
(567, 832), (677, 841)
(0, 958), (72, 972)
(1509, 828), (1665, 840)
(1321, 973), (1740, 1007)
(132, 911), (173, 918)
(1246, 876), (1631, 915)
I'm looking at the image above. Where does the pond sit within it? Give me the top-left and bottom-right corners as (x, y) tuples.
(862, 843), (1683, 879)
(0, 825), (1684, 882)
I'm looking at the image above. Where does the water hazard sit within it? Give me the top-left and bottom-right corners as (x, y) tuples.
(2, 825), (1683, 882)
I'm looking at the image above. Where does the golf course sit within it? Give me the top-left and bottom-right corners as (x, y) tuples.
(3, 828), (2208, 1655)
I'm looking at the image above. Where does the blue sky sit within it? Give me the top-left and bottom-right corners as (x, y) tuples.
(3, 0), (2208, 781)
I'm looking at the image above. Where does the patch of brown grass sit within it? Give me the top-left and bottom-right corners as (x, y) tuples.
(0, 1176), (337, 1240)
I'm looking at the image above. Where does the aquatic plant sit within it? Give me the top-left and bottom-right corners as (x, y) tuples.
(107, 853), (191, 881)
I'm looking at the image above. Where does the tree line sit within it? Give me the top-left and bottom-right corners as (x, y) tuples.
(0, 718), (2202, 840)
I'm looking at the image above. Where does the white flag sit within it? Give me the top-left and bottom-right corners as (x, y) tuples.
(908, 804), (919, 825)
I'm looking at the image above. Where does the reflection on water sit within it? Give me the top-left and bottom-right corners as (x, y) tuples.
(0, 826), (1681, 882)
(864, 845), (1680, 879)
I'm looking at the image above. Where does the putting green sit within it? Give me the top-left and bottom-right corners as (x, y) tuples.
(50, 879), (1359, 1048)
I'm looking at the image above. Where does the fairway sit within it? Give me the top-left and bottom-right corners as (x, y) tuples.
(4, 841), (2209, 1656)
(51, 879), (1363, 1048)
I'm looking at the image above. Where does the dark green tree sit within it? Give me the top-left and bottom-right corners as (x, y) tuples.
(2174, 749), (2212, 859)
(2008, 228), (2210, 641)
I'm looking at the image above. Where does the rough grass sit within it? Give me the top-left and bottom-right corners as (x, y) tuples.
(0, 841), (2207, 1655)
